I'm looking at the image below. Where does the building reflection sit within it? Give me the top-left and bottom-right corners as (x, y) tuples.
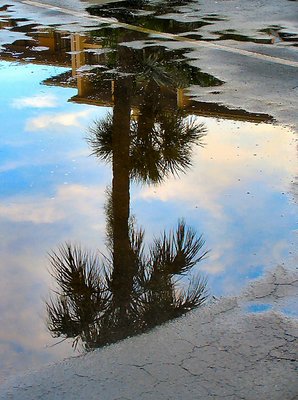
(0, 21), (273, 122)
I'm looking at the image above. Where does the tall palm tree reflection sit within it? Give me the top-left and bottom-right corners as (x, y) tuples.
(46, 47), (209, 351)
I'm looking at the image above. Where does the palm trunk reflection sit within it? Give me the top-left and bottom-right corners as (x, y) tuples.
(46, 49), (209, 350)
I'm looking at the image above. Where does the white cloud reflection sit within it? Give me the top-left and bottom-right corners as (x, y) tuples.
(0, 247), (74, 384)
(135, 118), (297, 280)
(0, 184), (105, 224)
(0, 183), (108, 382)
(25, 110), (92, 131)
(11, 94), (58, 109)
(138, 119), (296, 214)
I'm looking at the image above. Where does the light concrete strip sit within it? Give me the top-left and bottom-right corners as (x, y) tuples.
(0, 266), (297, 399)
(19, 0), (298, 68)
(21, 0), (118, 24)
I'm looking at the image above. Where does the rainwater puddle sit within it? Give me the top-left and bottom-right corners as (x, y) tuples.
(0, 8), (297, 384)
(244, 300), (298, 318)
(245, 304), (273, 314)
(86, 0), (298, 46)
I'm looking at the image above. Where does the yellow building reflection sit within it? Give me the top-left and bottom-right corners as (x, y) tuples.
(0, 26), (273, 123)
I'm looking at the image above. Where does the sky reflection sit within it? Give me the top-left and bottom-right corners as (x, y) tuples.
(0, 59), (297, 381)
(0, 61), (110, 382)
(134, 118), (297, 295)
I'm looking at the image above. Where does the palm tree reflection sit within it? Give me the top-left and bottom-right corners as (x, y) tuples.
(46, 221), (208, 350)
(46, 46), (208, 351)
(88, 48), (207, 183)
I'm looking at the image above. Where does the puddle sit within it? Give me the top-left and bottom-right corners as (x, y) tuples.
(281, 307), (298, 318)
(86, 1), (298, 46)
(87, 5), (210, 35)
(259, 26), (298, 46)
(245, 304), (273, 314)
(0, 7), (297, 384)
(244, 300), (298, 318)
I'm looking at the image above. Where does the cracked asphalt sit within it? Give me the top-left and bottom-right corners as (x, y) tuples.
(1, 266), (297, 399)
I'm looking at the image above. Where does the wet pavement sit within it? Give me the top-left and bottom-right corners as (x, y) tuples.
(0, 0), (297, 394)
(1, 266), (297, 400)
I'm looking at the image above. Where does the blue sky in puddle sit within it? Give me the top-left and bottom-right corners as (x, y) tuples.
(0, 60), (297, 380)
(245, 304), (273, 313)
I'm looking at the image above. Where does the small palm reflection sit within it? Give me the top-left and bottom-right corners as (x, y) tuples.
(46, 221), (208, 350)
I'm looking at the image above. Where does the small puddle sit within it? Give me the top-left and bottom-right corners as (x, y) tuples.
(87, 3), (211, 35)
(244, 303), (273, 314)
(244, 300), (298, 318)
(0, 7), (297, 384)
(86, 1), (298, 46)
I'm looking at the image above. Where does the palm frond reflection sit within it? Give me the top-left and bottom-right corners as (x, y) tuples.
(46, 221), (208, 350)
(88, 111), (206, 184)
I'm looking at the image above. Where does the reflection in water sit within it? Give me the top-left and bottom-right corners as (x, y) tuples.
(46, 222), (208, 350)
(87, 48), (207, 183)
(294, 180), (298, 203)
(0, 16), (274, 123)
(46, 53), (209, 349)
(0, 6), (296, 380)
(85, 1), (298, 46)
(86, 0), (209, 34)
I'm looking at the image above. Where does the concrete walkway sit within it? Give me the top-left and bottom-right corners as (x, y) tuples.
(1, 266), (297, 400)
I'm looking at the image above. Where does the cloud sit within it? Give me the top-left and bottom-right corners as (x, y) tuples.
(0, 249), (74, 381)
(133, 119), (297, 284)
(11, 94), (58, 109)
(25, 110), (92, 132)
(0, 184), (106, 224)
(201, 241), (234, 275)
(137, 119), (296, 218)
(0, 200), (64, 224)
(0, 182), (110, 366)
(0, 160), (28, 174)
